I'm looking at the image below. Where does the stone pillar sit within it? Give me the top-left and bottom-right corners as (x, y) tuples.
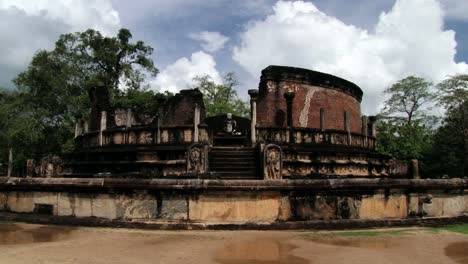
(344, 111), (351, 145)
(248, 89), (259, 145)
(156, 115), (161, 144)
(284, 92), (295, 143)
(361, 115), (368, 148)
(83, 120), (89, 133)
(193, 104), (200, 142)
(99, 111), (107, 146)
(320, 108), (326, 130)
(7, 147), (12, 177)
(411, 159), (420, 179)
(26, 159), (34, 178)
(74, 119), (82, 138)
(126, 108), (132, 128)
(369, 116), (377, 137)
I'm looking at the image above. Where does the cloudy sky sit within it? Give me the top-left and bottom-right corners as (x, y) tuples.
(1, 0), (468, 114)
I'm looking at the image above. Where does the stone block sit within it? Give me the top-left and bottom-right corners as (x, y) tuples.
(290, 195), (337, 220)
(73, 193), (93, 218)
(0, 192), (7, 210)
(116, 193), (157, 219)
(159, 196), (187, 220)
(92, 194), (117, 219)
(424, 196), (466, 217)
(7, 192), (34, 213)
(359, 195), (407, 219)
(57, 192), (74, 216)
(189, 192), (281, 223)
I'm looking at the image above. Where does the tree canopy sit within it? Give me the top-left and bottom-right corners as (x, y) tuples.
(1, 28), (160, 175)
(192, 73), (249, 117)
(381, 76), (436, 125)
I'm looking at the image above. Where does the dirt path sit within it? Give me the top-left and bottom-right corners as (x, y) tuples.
(0, 222), (467, 264)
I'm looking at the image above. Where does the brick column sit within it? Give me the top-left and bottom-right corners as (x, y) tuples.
(284, 91), (295, 143)
(193, 104), (200, 142)
(248, 89), (259, 145)
(99, 111), (107, 146)
(369, 116), (377, 137)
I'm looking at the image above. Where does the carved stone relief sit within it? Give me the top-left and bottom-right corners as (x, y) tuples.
(187, 143), (207, 174)
(264, 144), (282, 180)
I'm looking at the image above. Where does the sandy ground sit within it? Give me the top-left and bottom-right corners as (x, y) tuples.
(0, 222), (467, 264)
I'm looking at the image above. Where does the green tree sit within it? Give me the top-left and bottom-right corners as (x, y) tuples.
(5, 28), (159, 174)
(192, 73), (249, 117)
(377, 76), (435, 160)
(435, 74), (468, 177)
(381, 76), (436, 125)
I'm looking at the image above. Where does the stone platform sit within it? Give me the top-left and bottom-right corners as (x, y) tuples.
(1, 177), (467, 229)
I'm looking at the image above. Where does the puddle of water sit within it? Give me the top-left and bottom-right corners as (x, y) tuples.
(0, 223), (76, 245)
(312, 238), (397, 249)
(214, 238), (309, 264)
(445, 241), (468, 264)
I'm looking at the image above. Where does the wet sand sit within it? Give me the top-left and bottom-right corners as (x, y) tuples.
(0, 222), (467, 264)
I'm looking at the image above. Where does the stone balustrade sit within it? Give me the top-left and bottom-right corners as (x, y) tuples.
(76, 125), (209, 149)
(256, 126), (376, 150)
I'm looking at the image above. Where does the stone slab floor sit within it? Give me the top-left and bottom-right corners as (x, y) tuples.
(0, 221), (467, 264)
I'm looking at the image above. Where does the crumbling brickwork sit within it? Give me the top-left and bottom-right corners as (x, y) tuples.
(256, 66), (363, 133)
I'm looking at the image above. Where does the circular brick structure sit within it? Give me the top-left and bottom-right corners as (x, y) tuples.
(257, 65), (363, 133)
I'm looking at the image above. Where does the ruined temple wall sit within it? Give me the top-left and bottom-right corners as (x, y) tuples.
(161, 89), (205, 126)
(257, 78), (362, 133)
(1, 187), (466, 223)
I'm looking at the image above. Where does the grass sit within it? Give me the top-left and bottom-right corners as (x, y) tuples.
(336, 229), (410, 237)
(427, 224), (468, 235)
(298, 228), (412, 239)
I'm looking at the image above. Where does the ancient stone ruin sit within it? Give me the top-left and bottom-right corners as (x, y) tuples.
(0, 65), (466, 229)
(60, 65), (390, 179)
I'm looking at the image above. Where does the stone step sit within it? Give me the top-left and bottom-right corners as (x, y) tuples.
(208, 159), (257, 167)
(210, 154), (255, 159)
(211, 171), (260, 179)
(209, 166), (257, 172)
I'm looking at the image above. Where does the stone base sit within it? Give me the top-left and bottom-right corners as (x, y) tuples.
(0, 212), (467, 230)
(0, 177), (467, 227)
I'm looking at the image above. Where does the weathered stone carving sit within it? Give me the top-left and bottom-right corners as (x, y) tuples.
(264, 144), (282, 180)
(187, 143), (207, 174)
(26, 159), (35, 178)
(36, 155), (62, 178)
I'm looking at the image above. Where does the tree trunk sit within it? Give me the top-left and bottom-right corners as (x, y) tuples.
(463, 103), (468, 177)
(7, 147), (12, 177)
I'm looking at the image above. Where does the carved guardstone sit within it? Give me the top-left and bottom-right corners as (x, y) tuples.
(187, 143), (207, 174)
(263, 144), (282, 180)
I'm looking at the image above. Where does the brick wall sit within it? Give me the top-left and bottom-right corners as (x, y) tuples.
(256, 72), (362, 133)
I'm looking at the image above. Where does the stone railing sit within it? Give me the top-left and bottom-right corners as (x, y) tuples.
(76, 124), (209, 149)
(256, 126), (376, 150)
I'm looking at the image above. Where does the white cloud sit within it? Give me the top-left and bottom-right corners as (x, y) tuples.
(439, 0), (468, 21)
(232, 0), (468, 114)
(150, 51), (222, 93)
(189, 31), (230, 53)
(0, 0), (120, 88)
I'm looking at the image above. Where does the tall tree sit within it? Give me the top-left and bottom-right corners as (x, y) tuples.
(377, 76), (435, 161)
(5, 28), (158, 174)
(381, 76), (435, 125)
(436, 74), (468, 176)
(192, 73), (249, 117)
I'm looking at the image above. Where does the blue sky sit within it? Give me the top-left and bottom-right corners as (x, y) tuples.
(1, 0), (467, 114)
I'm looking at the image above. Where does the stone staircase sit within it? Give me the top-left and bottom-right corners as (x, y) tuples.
(208, 147), (259, 179)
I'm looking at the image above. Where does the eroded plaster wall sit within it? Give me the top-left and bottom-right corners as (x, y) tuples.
(1, 189), (466, 223)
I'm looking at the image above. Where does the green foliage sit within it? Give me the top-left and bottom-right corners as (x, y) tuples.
(377, 76), (435, 160)
(435, 74), (468, 177)
(428, 224), (468, 234)
(113, 88), (172, 115)
(192, 73), (249, 117)
(381, 75), (436, 124)
(1, 28), (159, 175)
(376, 119), (433, 160)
